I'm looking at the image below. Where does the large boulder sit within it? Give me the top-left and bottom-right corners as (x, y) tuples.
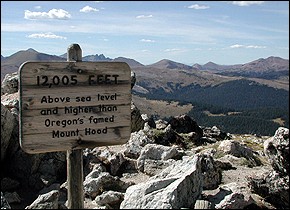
(136, 143), (180, 172)
(168, 115), (203, 137)
(1, 192), (11, 209)
(248, 127), (289, 209)
(131, 101), (145, 132)
(123, 130), (155, 159)
(120, 154), (204, 209)
(84, 172), (132, 199)
(203, 182), (255, 209)
(218, 140), (262, 167)
(1, 103), (16, 161)
(264, 127), (289, 175)
(25, 190), (59, 209)
(1, 72), (19, 95)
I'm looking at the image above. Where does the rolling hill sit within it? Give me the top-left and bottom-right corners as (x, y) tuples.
(193, 56), (289, 80)
(1, 49), (65, 81)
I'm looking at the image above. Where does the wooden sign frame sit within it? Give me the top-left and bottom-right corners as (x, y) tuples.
(19, 61), (131, 154)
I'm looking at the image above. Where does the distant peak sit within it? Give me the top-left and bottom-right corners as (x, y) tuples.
(27, 48), (38, 53)
(205, 61), (218, 65)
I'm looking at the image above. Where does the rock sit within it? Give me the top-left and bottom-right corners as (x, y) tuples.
(120, 154), (203, 209)
(202, 126), (231, 141)
(25, 190), (59, 209)
(1, 103), (16, 161)
(123, 130), (154, 159)
(1, 92), (19, 114)
(3, 192), (21, 204)
(90, 147), (126, 176)
(201, 154), (222, 190)
(143, 159), (175, 176)
(155, 119), (168, 130)
(95, 190), (124, 209)
(264, 127), (289, 175)
(136, 144), (179, 172)
(1, 192), (11, 209)
(248, 168), (289, 209)
(218, 140), (262, 167)
(141, 114), (156, 129)
(1, 72), (18, 95)
(149, 124), (184, 147)
(131, 71), (136, 89)
(168, 114), (203, 137)
(247, 127), (289, 209)
(1, 177), (20, 192)
(131, 101), (145, 132)
(203, 182), (255, 209)
(83, 172), (132, 199)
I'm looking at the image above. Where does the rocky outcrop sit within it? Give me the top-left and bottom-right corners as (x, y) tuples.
(248, 127), (289, 209)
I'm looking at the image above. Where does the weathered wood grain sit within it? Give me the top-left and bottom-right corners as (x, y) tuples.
(19, 61), (131, 154)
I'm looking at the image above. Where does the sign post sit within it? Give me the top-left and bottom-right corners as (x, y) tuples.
(19, 44), (132, 208)
(66, 44), (84, 209)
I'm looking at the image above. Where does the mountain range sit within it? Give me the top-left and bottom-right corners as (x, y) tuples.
(1, 48), (289, 135)
(1, 48), (288, 81)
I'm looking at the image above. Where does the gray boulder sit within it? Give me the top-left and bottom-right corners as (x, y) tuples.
(120, 154), (203, 209)
(264, 127), (289, 175)
(218, 140), (262, 167)
(1, 192), (11, 209)
(25, 190), (59, 209)
(131, 101), (145, 132)
(136, 143), (179, 172)
(248, 127), (289, 209)
(1, 103), (16, 161)
(1, 72), (18, 95)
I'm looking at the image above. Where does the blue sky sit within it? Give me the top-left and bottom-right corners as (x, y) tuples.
(1, 1), (289, 65)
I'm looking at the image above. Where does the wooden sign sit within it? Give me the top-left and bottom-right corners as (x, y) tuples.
(19, 61), (131, 154)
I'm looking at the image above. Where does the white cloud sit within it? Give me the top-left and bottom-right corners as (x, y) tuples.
(140, 39), (155, 43)
(24, 9), (71, 20)
(34, 6), (41, 10)
(80, 6), (99, 13)
(229, 1), (265, 6)
(245, 45), (266, 49)
(164, 48), (181, 52)
(136, 14), (153, 19)
(188, 4), (210, 9)
(27, 32), (67, 39)
(230, 44), (266, 49)
(230, 44), (244, 48)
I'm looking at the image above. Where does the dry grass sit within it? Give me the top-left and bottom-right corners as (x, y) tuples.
(132, 95), (193, 119)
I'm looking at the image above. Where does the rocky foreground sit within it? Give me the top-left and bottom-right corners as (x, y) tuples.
(1, 72), (289, 209)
